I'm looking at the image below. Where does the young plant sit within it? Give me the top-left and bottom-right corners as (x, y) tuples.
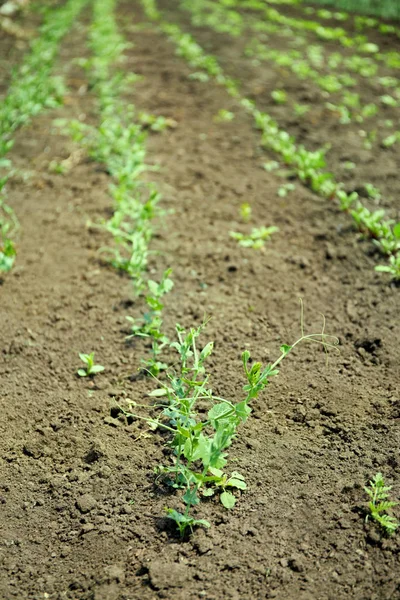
(271, 89), (287, 104)
(0, 191), (18, 273)
(365, 473), (399, 534)
(375, 255), (400, 281)
(126, 269), (174, 375)
(77, 352), (105, 377)
(128, 304), (338, 536)
(230, 226), (279, 249)
(214, 109), (235, 122)
(239, 202), (252, 222)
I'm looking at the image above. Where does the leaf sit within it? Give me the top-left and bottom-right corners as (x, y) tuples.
(280, 344), (292, 356)
(147, 279), (159, 296)
(208, 402), (231, 424)
(90, 365), (104, 374)
(227, 478), (247, 490)
(148, 388), (168, 397)
(200, 342), (214, 361)
(202, 488), (214, 497)
(77, 369), (87, 377)
(220, 491), (236, 509)
(393, 223), (400, 239)
(79, 353), (89, 363)
(208, 467), (223, 478)
(230, 471), (246, 481)
(146, 296), (163, 311)
(183, 488), (200, 506)
(235, 401), (252, 422)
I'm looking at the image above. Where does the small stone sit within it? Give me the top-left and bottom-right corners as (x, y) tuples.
(76, 494), (97, 514)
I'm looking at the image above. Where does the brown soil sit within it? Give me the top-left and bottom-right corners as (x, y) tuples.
(1, 2), (399, 600)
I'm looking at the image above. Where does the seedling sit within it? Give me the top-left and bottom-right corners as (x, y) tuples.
(128, 301), (338, 536)
(165, 509), (210, 536)
(239, 203), (252, 222)
(277, 183), (295, 197)
(214, 109), (234, 122)
(230, 226), (279, 249)
(77, 353), (105, 377)
(376, 255), (400, 281)
(0, 194), (18, 273)
(365, 473), (399, 534)
(127, 269), (174, 376)
(271, 89), (287, 104)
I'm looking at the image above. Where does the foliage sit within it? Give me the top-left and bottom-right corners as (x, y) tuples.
(365, 473), (399, 534)
(127, 269), (174, 376)
(230, 226), (279, 249)
(127, 306), (338, 536)
(77, 353), (105, 377)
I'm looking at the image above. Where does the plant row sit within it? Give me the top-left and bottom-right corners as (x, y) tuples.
(141, 0), (400, 280)
(234, 0), (400, 69)
(179, 0), (400, 132)
(0, 0), (89, 274)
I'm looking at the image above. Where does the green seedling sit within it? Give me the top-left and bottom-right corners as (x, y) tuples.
(382, 132), (400, 148)
(381, 95), (398, 107)
(277, 183), (295, 197)
(0, 192), (18, 273)
(365, 473), (399, 534)
(230, 226), (279, 249)
(263, 161), (280, 172)
(149, 7), (395, 274)
(294, 104), (310, 117)
(201, 468), (247, 508)
(77, 352), (105, 377)
(127, 269), (174, 375)
(165, 509), (210, 536)
(214, 109), (234, 122)
(337, 190), (358, 211)
(271, 89), (287, 104)
(128, 302), (338, 536)
(240, 203), (252, 222)
(138, 112), (177, 131)
(364, 183), (381, 201)
(376, 255), (400, 281)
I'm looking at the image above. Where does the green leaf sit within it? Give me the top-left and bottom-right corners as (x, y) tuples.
(147, 279), (159, 296)
(280, 344), (292, 356)
(183, 488), (200, 506)
(208, 467), (223, 478)
(393, 223), (400, 239)
(220, 491), (236, 509)
(200, 342), (214, 361)
(90, 365), (104, 374)
(79, 353), (89, 363)
(148, 388), (168, 397)
(202, 488), (214, 497)
(235, 401), (252, 422)
(227, 478), (247, 490)
(208, 403), (231, 423)
(77, 369), (87, 377)
(230, 471), (246, 481)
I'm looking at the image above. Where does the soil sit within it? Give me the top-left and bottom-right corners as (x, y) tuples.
(1, 2), (400, 600)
